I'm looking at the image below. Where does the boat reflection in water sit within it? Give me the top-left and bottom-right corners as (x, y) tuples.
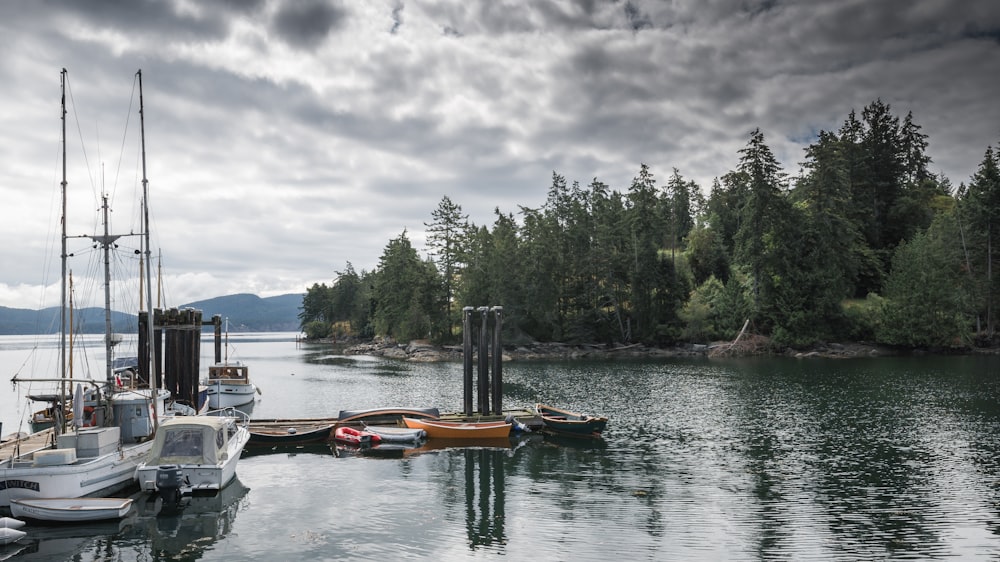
(131, 478), (250, 559)
(240, 443), (336, 459)
(6, 479), (249, 561)
(0, 516), (134, 561)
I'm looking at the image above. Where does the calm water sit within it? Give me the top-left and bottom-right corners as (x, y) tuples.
(4, 334), (1000, 560)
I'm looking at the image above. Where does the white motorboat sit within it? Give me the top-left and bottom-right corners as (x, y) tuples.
(135, 409), (250, 500)
(10, 497), (133, 523)
(204, 361), (257, 409)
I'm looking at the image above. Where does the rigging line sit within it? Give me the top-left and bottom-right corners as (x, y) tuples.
(64, 73), (100, 210)
(109, 73), (139, 206)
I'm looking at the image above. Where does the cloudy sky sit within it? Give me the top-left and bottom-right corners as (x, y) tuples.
(0, 0), (997, 311)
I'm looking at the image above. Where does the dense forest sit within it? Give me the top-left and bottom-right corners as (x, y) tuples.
(300, 100), (1000, 351)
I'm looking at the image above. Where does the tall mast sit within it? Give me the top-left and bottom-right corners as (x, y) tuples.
(137, 69), (159, 425)
(95, 193), (120, 383)
(59, 68), (68, 433)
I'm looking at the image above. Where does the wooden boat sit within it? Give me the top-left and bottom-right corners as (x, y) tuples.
(337, 407), (439, 424)
(9, 497), (133, 523)
(535, 403), (608, 437)
(247, 422), (334, 446)
(402, 417), (512, 439)
(362, 424), (426, 443)
(334, 426), (380, 445)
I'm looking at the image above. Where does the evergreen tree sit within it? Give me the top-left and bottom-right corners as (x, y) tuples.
(962, 146), (1000, 336)
(626, 163), (662, 340)
(732, 128), (785, 317)
(878, 214), (969, 347)
(372, 230), (442, 341)
(425, 195), (468, 340)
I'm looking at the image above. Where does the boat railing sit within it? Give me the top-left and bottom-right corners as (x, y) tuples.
(206, 407), (251, 427)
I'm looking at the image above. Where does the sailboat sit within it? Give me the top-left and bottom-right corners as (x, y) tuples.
(1, 69), (166, 511)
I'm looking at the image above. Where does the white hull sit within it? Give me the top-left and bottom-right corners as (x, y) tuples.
(136, 412), (251, 494)
(0, 440), (152, 510)
(10, 497), (133, 522)
(205, 382), (256, 409)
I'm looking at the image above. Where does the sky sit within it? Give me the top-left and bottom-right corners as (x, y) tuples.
(0, 0), (998, 311)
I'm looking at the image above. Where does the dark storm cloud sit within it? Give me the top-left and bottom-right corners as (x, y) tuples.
(271, 0), (348, 50)
(1, 0), (998, 307)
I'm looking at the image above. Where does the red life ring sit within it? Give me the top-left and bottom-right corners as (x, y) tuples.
(83, 406), (97, 427)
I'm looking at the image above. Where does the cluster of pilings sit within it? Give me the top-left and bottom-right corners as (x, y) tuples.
(138, 309), (222, 407)
(463, 306), (503, 417)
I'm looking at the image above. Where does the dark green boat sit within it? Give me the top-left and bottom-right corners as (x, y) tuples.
(536, 403), (608, 437)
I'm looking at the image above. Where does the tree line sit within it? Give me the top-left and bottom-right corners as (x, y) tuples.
(300, 99), (1000, 350)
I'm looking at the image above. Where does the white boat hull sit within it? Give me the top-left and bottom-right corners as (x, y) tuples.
(0, 439), (152, 510)
(135, 413), (251, 495)
(205, 383), (256, 409)
(10, 497), (133, 522)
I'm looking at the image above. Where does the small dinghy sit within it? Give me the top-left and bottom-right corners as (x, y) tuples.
(362, 424), (426, 443)
(9, 497), (133, 523)
(535, 403), (608, 437)
(247, 422), (334, 446)
(402, 417), (512, 439)
(334, 426), (380, 445)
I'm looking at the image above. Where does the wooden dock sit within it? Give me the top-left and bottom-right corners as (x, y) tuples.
(247, 408), (543, 433)
(3, 408), (544, 460)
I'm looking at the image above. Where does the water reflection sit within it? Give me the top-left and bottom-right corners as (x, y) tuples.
(4, 479), (248, 561)
(463, 446), (507, 549)
(129, 479), (250, 560)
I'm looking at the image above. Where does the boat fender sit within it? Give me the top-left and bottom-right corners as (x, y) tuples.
(0, 527), (26, 546)
(0, 517), (25, 529)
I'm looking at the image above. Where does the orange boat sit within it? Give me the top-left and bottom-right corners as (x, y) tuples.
(402, 417), (512, 439)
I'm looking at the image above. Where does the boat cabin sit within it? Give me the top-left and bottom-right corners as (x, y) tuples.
(145, 416), (239, 467)
(207, 362), (248, 383)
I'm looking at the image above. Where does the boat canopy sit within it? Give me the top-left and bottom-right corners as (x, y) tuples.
(145, 417), (232, 466)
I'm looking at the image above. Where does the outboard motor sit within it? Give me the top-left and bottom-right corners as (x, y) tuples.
(155, 465), (185, 507)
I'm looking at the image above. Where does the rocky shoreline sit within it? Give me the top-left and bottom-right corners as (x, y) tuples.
(328, 337), (895, 362)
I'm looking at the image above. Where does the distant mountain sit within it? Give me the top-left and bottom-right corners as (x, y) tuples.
(0, 293), (303, 335)
(181, 293), (303, 332)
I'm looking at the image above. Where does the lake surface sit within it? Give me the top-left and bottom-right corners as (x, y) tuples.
(4, 333), (1000, 560)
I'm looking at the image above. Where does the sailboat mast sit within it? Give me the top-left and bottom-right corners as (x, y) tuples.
(59, 68), (68, 433)
(100, 193), (115, 382)
(137, 69), (159, 424)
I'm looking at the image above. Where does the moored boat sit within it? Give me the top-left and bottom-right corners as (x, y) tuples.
(334, 426), (380, 445)
(247, 422), (334, 446)
(362, 424), (426, 443)
(535, 403), (608, 437)
(9, 497), (133, 523)
(135, 409), (250, 499)
(3, 69), (178, 510)
(204, 361), (257, 409)
(336, 407), (439, 424)
(402, 417), (512, 439)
